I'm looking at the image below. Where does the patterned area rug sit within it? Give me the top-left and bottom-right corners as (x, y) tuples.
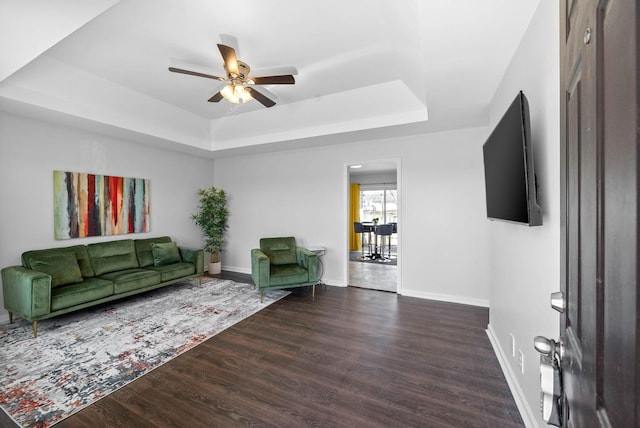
(0, 278), (288, 427)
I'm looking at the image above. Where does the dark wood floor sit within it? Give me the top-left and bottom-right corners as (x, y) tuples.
(2, 272), (523, 427)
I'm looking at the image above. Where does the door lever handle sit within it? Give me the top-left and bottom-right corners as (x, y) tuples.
(534, 336), (557, 357)
(534, 336), (565, 362)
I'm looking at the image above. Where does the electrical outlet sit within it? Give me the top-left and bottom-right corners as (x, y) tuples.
(518, 350), (525, 374)
(510, 334), (516, 357)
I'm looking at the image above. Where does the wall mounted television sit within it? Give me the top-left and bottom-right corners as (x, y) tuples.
(482, 91), (542, 226)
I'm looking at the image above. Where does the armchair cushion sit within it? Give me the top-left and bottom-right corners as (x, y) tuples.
(259, 237), (297, 265)
(268, 264), (310, 286)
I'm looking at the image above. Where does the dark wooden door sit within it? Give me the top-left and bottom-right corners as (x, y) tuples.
(560, 0), (638, 426)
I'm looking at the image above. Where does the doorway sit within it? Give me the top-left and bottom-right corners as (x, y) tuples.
(347, 161), (399, 293)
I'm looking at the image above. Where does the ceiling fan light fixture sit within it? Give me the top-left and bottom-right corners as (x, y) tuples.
(168, 43), (293, 107)
(220, 83), (253, 104)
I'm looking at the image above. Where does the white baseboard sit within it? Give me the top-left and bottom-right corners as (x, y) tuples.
(486, 324), (539, 428)
(218, 265), (250, 274)
(325, 281), (347, 287)
(400, 289), (489, 307)
(217, 268), (492, 303)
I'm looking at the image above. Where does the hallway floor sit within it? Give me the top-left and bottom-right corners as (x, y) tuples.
(349, 259), (397, 292)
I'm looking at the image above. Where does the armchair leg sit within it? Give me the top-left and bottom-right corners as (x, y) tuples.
(260, 290), (264, 303)
(312, 284), (315, 298)
(33, 321), (38, 338)
(9, 312), (13, 324)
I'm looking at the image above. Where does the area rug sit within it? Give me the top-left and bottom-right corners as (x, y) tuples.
(0, 278), (288, 428)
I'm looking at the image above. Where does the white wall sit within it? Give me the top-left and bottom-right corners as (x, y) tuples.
(0, 112), (215, 321)
(485, 1), (560, 427)
(213, 126), (491, 306)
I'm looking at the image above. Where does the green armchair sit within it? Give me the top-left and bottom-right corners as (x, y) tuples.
(251, 237), (319, 302)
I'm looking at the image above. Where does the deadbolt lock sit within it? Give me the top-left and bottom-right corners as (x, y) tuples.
(551, 291), (565, 313)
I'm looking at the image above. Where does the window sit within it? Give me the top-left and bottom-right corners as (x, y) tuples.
(360, 189), (397, 224)
(360, 188), (397, 250)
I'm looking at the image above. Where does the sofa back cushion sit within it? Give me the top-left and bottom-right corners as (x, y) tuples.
(88, 239), (139, 276)
(260, 237), (298, 265)
(23, 245), (95, 278)
(27, 251), (84, 287)
(134, 236), (172, 267)
(66, 245), (95, 278)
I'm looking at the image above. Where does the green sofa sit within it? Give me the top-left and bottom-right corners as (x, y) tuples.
(1, 236), (203, 337)
(251, 236), (318, 302)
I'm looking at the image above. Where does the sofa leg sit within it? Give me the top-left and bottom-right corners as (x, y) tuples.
(33, 321), (38, 338)
(312, 284), (315, 298)
(9, 312), (13, 324)
(260, 290), (264, 303)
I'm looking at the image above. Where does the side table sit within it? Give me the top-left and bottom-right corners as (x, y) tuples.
(307, 246), (326, 289)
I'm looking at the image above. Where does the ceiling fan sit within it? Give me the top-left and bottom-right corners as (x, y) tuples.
(168, 44), (295, 108)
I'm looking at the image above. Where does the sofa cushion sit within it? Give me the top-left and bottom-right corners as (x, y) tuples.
(146, 263), (196, 282)
(88, 240), (139, 276)
(66, 245), (95, 278)
(98, 268), (161, 294)
(151, 242), (182, 266)
(28, 252), (84, 288)
(268, 264), (310, 286)
(135, 236), (172, 267)
(260, 237), (298, 266)
(22, 245), (95, 278)
(51, 277), (114, 311)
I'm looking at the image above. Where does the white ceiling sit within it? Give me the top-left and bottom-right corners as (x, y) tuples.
(0, 0), (541, 157)
(349, 162), (398, 177)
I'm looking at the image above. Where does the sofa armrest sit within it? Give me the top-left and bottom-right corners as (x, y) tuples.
(1, 266), (52, 320)
(251, 249), (270, 287)
(296, 248), (318, 283)
(179, 247), (204, 275)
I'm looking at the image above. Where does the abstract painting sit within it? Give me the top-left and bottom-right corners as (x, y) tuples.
(53, 171), (150, 240)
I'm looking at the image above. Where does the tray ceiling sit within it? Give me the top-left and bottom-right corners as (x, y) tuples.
(0, 0), (541, 156)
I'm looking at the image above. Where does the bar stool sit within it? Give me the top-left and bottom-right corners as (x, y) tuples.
(375, 223), (394, 260)
(390, 222), (397, 257)
(353, 222), (371, 259)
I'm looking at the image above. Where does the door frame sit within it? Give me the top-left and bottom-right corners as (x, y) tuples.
(344, 158), (402, 293)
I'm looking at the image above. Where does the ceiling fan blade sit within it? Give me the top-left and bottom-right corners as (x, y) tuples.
(251, 75), (295, 85)
(217, 44), (239, 76)
(208, 92), (224, 103)
(219, 34), (240, 56)
(168, 67), (226, 81)
(254, 86), (278, 101)
(247, 87), (276, 108)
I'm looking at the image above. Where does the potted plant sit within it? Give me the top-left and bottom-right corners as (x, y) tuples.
(192, 186), (229, 274)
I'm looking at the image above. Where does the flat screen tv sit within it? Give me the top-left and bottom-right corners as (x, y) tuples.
(482, 91), (542, 226)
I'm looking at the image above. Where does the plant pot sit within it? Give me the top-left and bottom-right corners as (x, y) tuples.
(208, 261), (222, 274)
